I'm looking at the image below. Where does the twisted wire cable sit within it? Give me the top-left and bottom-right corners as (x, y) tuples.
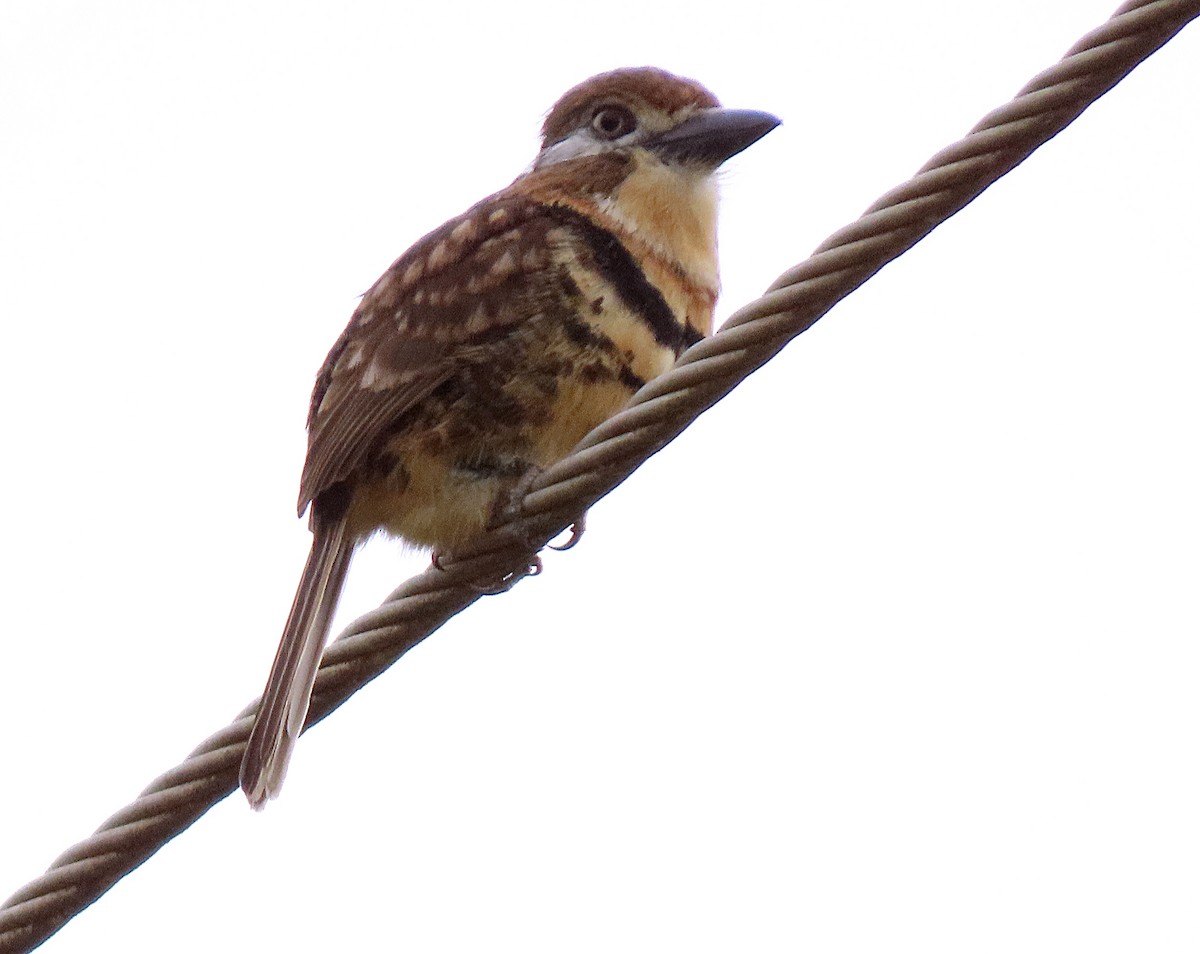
(2, 1), (1196, 949)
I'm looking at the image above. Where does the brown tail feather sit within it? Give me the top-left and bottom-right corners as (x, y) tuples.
(240, 514), (354, 809)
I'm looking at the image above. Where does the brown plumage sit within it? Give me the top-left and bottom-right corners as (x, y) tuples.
(240, 67), (779, 807)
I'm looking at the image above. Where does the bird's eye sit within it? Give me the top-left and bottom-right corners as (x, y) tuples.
(590, 105), (637, 140)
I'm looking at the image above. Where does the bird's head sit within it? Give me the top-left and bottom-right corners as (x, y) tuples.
(522, 67), (779, 295)
(535, 66), (779, 173)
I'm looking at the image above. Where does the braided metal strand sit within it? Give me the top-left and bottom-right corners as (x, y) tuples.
(1, 1), (1196, 950)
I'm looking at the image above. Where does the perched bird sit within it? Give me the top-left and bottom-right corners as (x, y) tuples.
(240, 67), (779, 808)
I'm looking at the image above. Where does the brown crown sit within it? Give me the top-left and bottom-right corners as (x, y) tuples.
(541, 67), (721, 146)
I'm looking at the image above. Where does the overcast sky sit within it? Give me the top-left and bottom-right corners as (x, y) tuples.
(2, 2), (1198, 951)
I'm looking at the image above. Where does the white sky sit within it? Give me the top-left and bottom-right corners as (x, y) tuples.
(2, 2), (1198, 951)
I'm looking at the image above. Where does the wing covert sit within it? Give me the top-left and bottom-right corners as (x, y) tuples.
(297, 195), (561, 513)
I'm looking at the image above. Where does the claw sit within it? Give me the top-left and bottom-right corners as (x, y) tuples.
(549, 514), (587, 551)
(470, 554), (542, 594)
(432, 547), (541, 594)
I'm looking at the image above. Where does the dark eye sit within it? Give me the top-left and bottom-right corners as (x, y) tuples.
(590, 105), (637, 140)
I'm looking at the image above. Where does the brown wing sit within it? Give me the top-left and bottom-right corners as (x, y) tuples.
(296, 193), (558, 514)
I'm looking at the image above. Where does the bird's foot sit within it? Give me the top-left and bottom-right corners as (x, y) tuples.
(430, 548), (543, 594)
(428, 464), (585, 592)
(491, 465), (588, 553)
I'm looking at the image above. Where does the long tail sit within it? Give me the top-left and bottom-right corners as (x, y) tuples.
(240, 513), (354, 809)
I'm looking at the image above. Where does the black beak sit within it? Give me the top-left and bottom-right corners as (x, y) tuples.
(647, 108), (781, 166)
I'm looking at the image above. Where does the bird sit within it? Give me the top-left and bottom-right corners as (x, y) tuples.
(239, 66), (779, 808)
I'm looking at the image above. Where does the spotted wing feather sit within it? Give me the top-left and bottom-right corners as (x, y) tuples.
(297, 196), (555, 515)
